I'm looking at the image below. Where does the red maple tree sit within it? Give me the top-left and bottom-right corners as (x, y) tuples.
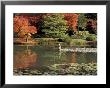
(64, 13), (79, 32)
(14, 16), (37, 42)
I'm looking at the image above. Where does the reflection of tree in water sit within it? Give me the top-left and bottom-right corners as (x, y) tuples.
(58, 52), (96, 64)
(70, 53), (77, 63)
(76, 52), (97, 64)
(63, 52), (77, 63)
(52, 52), (77, 64)
(14, 46), (38, 69)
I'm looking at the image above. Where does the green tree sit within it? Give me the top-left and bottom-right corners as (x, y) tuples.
(42, 14), (68, 38)
(78, 13), (87, 31)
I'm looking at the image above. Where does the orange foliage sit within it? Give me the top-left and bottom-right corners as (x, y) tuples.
(14, 13), (79, 35)
(14, 16), (37, 38)
(64, 13), (79, 32)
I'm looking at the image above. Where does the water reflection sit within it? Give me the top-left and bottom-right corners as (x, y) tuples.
(14, 46), (38, 69)
(14, 45), (97, 69)
(70, 53), (77, 63)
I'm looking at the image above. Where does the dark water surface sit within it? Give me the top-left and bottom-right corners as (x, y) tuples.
(14, 45), (97, 70)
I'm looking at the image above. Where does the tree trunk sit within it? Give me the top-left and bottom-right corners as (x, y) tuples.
(26, 37), (28, 43)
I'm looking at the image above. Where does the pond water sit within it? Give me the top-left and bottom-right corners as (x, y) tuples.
(14, 45), (97, 71)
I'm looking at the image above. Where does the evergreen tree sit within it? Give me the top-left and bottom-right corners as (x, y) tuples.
(78, 13), (87, 31)
(42, 14), (68, 38)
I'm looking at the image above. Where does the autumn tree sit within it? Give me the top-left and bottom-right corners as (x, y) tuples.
(64, 13), (79, 36)
(41, 14), (68, 38)
(85, 13), (97, 34)
(64, 13), (79, 32)
(14, 16), (37, 42)
(78, 13), (97, 34)
(86, 20), (97, 34)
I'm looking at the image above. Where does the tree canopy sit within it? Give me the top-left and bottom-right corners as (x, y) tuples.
(41, 14), (68, 38)
(14, 16), (37, 42)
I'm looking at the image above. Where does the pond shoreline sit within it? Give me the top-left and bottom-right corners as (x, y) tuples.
(14, 63), (97, 75)
(14, 38), (96, 47)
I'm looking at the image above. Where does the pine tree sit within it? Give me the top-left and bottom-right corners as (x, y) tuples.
(42, 14), (68, 38)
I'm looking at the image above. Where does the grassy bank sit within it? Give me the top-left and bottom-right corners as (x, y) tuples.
(14, 38), (96, 47)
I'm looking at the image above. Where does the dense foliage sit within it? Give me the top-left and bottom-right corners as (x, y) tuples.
(14, 16), (37, 42)
(14, 13), (97, 44)
(41, 14), (68, 38)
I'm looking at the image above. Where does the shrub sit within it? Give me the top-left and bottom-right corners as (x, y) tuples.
(72, 31), (90, 39)
(70, 39), (86, 46)
(62, 34), (86, 45)
(86, 35), (96, 41)
(63, 36), (72, 44)
(76, 31), (90, 35)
